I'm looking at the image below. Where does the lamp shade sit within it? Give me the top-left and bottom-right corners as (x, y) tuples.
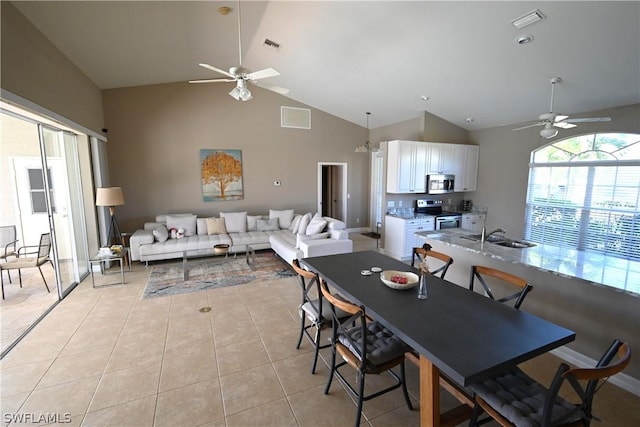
(96, 187), (125, 207)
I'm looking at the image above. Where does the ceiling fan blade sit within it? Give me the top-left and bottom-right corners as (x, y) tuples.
(198, 63), (236, 79)
(554, 122), (577, 129)
(513, 122), (545, 131)
(188, 78), (236, 84)
(247, 67), (280, 81)
(252, 81), (290, 95)
(554, 115), (569, 122)
(564, 117), (612, 123)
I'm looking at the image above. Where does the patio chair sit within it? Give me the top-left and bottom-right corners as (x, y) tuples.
(469, 265), (533, 310)
(319, 277), (413, 427)
(468, 339), (631, 427)
(0, 225), (18, 283)
(0, 233), (53, 299)
(411, 243), (454, 279)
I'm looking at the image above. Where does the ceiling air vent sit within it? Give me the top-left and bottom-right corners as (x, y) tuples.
(263, 38), (281, 50)
(511, 9), (546, 29)
(281, 106), (311, 129)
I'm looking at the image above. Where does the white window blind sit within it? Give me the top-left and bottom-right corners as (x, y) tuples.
(525, 133), (640, 267)
(525, 163), (640, 260)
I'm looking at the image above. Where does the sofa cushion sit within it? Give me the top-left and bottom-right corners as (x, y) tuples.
(166, 214), (197, 237)
(270, 209), (295, 229)
(152, 225), (169, 242)
(296, 232), (330, 248)
(220, 211), (247, 233)
(206, 217), (227, 235)
(298, 213), (312, 235)
(257, 218), (280, 231)
(306, 217), (328, 235)
(247, 215), (263, 231)
(324, 217), (346, 230)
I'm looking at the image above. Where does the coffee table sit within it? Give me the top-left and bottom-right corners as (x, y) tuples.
(182, 245), (255, 280)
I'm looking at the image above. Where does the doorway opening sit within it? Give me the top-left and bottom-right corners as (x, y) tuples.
(317, 162), (347, 222)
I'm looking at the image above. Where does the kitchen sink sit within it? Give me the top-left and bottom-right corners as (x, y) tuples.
(461, 233), (536, 248)
(495, 240), (537, 248)
(461, 234), (506, 243)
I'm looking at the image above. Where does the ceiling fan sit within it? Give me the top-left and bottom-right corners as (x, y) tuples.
(188, 1), (289, 101)
(513, 77), (611, 139)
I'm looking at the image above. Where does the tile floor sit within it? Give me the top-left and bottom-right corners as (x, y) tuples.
(0, 233), (638, 426)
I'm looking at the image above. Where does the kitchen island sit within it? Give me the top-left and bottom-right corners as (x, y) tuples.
(415, 229), (640, 389)
(416, 229), (638, 296)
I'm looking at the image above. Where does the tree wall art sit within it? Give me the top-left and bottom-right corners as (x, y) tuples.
(200, 149), (244, 201)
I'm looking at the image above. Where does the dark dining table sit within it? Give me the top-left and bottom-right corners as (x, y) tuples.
(300, 250), (576, 427)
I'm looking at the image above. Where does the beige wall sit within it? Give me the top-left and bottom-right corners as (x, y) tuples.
(1, 2), (104, 134)
(102, 82), (369, 232)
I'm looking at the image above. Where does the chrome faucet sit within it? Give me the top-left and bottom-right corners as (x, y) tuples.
(484, 228), (506, 241)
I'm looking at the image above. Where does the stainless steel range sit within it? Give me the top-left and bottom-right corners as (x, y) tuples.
(415, 199), (462, 230)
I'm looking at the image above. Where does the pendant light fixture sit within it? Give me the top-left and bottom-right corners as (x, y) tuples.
(355, 112), (379, 153)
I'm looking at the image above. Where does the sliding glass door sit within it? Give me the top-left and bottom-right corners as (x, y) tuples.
(1, 107), (90, 355)
(40, 125), (89, 297)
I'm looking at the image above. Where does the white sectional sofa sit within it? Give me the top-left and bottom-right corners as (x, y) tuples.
(129, 210), (353, 265)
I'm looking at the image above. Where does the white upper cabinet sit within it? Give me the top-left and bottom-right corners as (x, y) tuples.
(386, 140), (479, 193)
(453, 145), (479, 192)
(426, 143), (456, 175)
(386, 140), (428, 193)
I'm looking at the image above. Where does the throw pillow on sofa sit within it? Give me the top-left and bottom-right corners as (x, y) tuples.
(152, 225), (169, 242)
(220, 212), (247, 233)
(247, 215), (263, 231)
(298, 213), (312, 235)
(166, 214), (197, 237)
(270, 209), (295, 229)
(256, 218), (279, 231)
(206, 217), (227, 235)
(289, 214), (302, 234)
(306, 217), (327, 235)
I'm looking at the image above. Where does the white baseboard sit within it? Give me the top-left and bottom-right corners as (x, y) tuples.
(551, 346), (640, 396)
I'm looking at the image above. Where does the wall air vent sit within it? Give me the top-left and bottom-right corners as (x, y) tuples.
(263, 38), (282, 50)
(511, 9), (546, 29)
(281, 106), (311, 129)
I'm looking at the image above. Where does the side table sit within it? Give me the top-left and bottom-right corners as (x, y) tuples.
(90, 248), (131, 287)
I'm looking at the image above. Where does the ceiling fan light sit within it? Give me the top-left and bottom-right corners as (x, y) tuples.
(540, 127), (558, 139)
(229, 81), (252, 101)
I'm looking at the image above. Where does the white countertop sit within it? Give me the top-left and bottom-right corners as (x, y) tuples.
(416, 229), (639, 297)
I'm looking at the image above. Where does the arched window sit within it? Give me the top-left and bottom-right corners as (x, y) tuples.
(525, 133), (640, 292)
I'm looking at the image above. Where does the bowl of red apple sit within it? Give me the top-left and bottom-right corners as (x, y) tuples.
(380, 270), (419, 290)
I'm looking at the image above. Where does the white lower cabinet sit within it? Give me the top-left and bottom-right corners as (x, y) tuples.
(461, 213), (486, 232)
(384, 215), (435, 260)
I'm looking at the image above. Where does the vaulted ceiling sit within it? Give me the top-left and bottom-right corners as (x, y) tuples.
(13, 1), (640, 131)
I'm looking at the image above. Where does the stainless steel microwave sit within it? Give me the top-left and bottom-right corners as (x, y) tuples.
(426, 174), (455, 194)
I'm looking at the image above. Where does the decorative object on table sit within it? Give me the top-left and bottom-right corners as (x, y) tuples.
(95, 186), (125, 246)
(201, 149), (244, 202)
(417, 259), (429, 299)
(380, 270), (419, 290)
(98, 247), (113, 257)
(142, 252), (294, 299)
(110, 245), (123, 254)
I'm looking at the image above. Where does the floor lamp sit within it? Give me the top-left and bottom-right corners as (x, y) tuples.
(96, 187), (125, 247)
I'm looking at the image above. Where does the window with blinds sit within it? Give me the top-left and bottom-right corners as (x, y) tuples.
(525, 133), (640, 262)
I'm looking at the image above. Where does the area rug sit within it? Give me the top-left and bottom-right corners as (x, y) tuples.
(142, 252), (295, 299)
